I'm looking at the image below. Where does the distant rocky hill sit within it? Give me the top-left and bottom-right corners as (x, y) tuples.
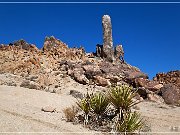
(0, 15), (179, 106)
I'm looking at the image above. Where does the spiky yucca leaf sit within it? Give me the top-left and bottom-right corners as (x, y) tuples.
(76, 98), (90, 115)
(116, 112), (144, 133)
(90, 93), (109, 115)
(107, 85), (139, 112)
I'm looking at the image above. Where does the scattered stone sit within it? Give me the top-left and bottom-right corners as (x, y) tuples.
(70, 90), (83, 99)
(20, 80), (39, 90)
(41, 106), (56, 112)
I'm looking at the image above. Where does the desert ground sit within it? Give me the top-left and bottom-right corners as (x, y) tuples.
(0, 84), (180, 135)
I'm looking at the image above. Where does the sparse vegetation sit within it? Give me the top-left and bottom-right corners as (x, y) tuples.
(63, 105), (79, 122)
(63, 85), (147, 134)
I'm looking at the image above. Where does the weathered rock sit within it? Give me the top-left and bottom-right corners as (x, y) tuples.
(114, 45), (124, 62)
(134, 78), (163, 92)
(147, 93), (164, 103)
(26, 75), (38, 82)
(10, 39), (38, 52)
(96, 44), (103, 57)
(73, 73), (89, 85)
(125, 71), (148, 86)
(83, 65), (102, 79)
(70, 90), (83, 99)
(126, 71), (148, 80)
(153, 70), (180, 89)
(136, 87), (151, 99)
(20, 80), (39, 90)
(41, 106), (56, 112)
(94, 75), (111, 86)
(160, 83), (180, 105)
(102, 15), (114, 62)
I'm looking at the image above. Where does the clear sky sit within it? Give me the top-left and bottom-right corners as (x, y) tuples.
(0, 1), (180, 79)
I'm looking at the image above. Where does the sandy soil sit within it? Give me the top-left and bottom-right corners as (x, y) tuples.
(0, 85), (180, 135)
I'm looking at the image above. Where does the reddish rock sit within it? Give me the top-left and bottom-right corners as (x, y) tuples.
(134, 78), (163, 92)
(147, 93), (164, 103)
(83, 65), (102, 79)
(73, 73), (89, 85)
(153, 70), (180, 89)
(126, 71), (148, 80)
(160, 84), (180, 105)
(94, 75), (111, 86)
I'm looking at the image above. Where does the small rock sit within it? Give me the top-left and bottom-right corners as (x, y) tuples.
(41, 106), (56, 112)
(70, 90), (83, 99)
(20, 80), (39, 89)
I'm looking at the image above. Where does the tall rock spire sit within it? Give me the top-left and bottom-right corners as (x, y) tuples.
(102, 15), (114, 62)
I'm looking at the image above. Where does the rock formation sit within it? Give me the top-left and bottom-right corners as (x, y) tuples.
(95, 15), (124, 63)
(114, 45), (124, 62)
(0, 15), (179, 106)
(102, 15), (114, 62)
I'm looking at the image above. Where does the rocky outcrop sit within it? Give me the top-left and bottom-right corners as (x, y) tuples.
(42, 36), (85, 61)
(134, 78), (163, 92)
(153, 70), (180, 88)
(1, 15), (178, 106)
(102, 15), (114, 62)
(153, 71), (180, 105)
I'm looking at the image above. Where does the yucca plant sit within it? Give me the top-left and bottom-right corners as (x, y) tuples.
(107, 85), (140, 113)
(76, 92), (91, 125)
(90, 93), (109, 115)
(115, 112), (144, 134)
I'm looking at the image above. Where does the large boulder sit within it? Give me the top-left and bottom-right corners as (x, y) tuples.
(160, 83), (180, 105)
(134, 78), (163, 92)
(74, 73), (89, 85)
(83, 65), (102, 79)
(94, 75), (111, 87)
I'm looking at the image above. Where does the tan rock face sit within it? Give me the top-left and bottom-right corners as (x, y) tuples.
(42, 36), (85, 61)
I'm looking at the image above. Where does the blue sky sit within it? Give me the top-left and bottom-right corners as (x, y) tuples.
(0, 2), (180, 79)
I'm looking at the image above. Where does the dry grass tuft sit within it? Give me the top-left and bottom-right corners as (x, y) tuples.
(63, 105), (79, 122)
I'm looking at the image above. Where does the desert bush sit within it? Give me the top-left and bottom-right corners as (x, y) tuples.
(90, 92), (109, 115)
(76, 92), (91, 124)
(107, 85), (140, 113)
(115, 112), (144, 134)
(63, 105), (79, 122)
(65, 85), (145, 134)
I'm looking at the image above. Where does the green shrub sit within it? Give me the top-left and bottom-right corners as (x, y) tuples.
(115, 112), (144, 133)
(107, 85), (140, 112)
(90, 93), (109, 115)
(76, 92), (91, 124)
